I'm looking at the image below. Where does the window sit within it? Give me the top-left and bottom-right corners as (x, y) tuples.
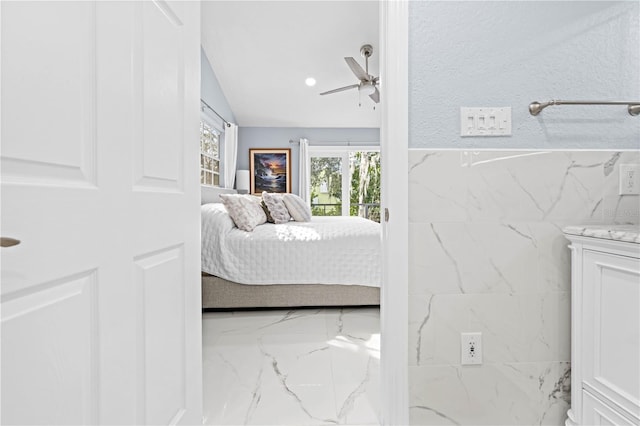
(200, 118), (220, 186)
(309, 148), (380, 222)
(310, 154), (345, 216)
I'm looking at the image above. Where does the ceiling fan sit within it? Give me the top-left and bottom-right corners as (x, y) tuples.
(320, 44), (380, 104)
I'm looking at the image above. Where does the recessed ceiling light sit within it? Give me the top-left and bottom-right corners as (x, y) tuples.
(305, 77), (316, 87)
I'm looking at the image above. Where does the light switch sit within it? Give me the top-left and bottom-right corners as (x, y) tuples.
(461, 107), (512, 137)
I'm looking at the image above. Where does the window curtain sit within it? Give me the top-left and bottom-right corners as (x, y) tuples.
(224, 123), (238, 190)
(298, 138), (310, 203)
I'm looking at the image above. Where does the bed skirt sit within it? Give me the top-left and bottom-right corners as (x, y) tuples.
(202, 273), (380, 309)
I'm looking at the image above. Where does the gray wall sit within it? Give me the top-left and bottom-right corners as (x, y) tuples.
(201, 47), (236, 188)
(201, 47), (235, 125)
(409, 1), (640, 150)
(237, 127), (380, 195)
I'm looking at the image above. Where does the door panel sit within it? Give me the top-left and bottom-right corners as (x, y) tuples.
(1, 1), (202, 424)
(582, 249), (640, 417)
(1, 271), (98, 425)
(583, 390), (637, 426)
(136, 1), (184, 191)
(134, 246), (187, 425)
(1, 1), (96, 186)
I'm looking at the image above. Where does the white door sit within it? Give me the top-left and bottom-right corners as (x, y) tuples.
(1, 1), (202, 424)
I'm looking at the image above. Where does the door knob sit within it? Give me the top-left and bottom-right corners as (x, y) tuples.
(1, 237), (21, 248)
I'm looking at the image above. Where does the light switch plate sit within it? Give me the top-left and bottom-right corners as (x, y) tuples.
(461, 107), (511, 137)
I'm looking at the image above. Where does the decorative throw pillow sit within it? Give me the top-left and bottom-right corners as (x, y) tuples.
(219, 194), (267, 231)
(261, 191), (291, 224)
(261, 201), (275, 223)
(282, 193), (311, 222)
(246, 194), (263, 204)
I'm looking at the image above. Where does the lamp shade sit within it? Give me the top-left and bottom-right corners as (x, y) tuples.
(235, 170), (250, 193)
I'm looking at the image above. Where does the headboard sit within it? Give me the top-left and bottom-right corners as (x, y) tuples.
(201, 186), (237, 204)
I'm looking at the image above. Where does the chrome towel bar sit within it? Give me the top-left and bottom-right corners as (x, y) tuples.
(1, 237), (21, 248)
(529, 100), (640, 116)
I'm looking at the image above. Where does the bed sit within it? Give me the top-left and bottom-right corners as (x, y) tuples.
(201, 202), (381, 309)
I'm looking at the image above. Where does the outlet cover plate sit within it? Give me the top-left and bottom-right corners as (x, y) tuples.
(619, 164), (640, 195)
(461, 332), (482, 365)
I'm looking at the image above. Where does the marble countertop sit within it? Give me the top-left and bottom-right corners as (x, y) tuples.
(563, 224), (640, 244)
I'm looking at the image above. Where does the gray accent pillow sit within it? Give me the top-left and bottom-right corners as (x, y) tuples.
(261, 201), (275, 223)
(219, 194), (267, 231)
(282, 193), (311, 222)
(261, 192), (291, 224)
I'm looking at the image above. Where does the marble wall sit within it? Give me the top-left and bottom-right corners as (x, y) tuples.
(408, 150), (640, 425)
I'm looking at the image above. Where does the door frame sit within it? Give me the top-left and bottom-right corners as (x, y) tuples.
(379, 1), (409, 425)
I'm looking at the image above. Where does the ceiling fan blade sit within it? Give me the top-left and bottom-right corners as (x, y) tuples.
(344, 57), (369, 81)
(369, 87), (380, 103)
(320, 84), (359, 96)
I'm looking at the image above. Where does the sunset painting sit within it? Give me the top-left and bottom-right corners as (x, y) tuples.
(249, 148), (291, 194)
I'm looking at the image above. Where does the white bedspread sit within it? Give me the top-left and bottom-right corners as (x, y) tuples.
(201, 203), (381, 287)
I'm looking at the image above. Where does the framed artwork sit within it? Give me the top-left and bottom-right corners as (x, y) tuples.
(249, 148), (291, 194)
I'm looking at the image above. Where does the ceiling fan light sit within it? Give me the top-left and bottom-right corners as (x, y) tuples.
(305, 77), (316, 87)
(359, 82), (376, 96)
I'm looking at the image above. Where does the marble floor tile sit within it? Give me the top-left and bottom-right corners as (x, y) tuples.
(203, 307), (381, 426)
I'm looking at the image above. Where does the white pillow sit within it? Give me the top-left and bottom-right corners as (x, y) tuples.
(219, 194), (267, 231)
(201, 203), (235, 232)
(282, 193), (311, 222)
(261, 192), (291, 224)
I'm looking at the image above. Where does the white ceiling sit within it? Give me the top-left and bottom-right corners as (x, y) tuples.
(201, 1), (380, 128)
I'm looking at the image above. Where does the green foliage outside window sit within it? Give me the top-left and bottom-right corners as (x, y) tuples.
(200, 120), (220, 186)
(310, 152), (380, 222)
(349, 152), (381, 222)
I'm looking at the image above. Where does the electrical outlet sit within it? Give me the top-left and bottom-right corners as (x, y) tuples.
(619, 164), (640, 195)
(461, 332), (482, 365)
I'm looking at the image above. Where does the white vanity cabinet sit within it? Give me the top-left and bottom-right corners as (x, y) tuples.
(563, 226), (640, 426)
